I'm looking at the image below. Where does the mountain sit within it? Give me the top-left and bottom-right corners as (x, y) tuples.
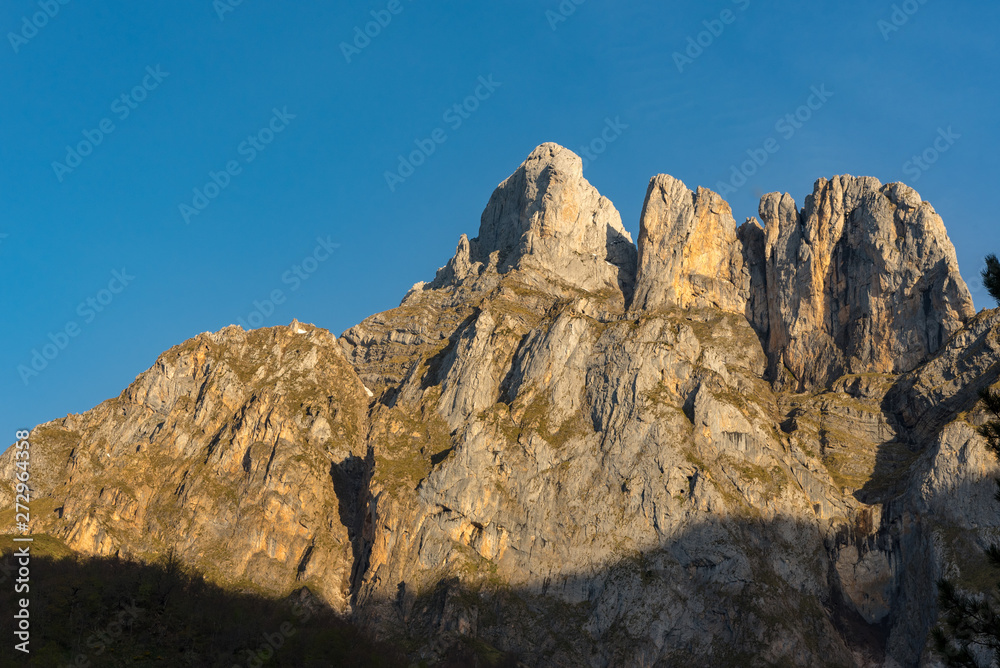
(2, 143), (998, 667)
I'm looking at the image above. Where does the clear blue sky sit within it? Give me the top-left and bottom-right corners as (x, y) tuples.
(2, 0), (998, 443)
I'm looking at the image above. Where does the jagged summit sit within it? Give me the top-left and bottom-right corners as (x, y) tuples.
(632, 174), (748, 314)
(427, 149), (974, 393)
(748, 174), (975, 389)
(432, 142), (637, 298)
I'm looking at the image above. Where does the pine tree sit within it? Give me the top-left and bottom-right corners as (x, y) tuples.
(982, 388), (1000, 461)
(984, 254), (1000, 305)
(935, 255), (1000, 666)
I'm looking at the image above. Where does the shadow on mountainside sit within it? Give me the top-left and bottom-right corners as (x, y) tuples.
(858, 312), (1000, 506)
(0, 546), (416, 668)
(368, 515), (904, 667)
(0, 521), (855, 668)
(350, 430), (1000, 668)
(5, 466), (1000, 668)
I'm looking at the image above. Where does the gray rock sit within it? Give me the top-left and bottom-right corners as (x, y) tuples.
(752, 176), (975, 391)
(437, 142), (637, 300)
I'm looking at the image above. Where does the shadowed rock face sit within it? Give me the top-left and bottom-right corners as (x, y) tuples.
(2, 145), (997, 668)
(749, 175), (975, 391)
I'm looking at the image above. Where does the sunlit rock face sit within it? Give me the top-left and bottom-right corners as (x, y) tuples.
(3, 145), (997, 668)
(465, 142), (637, 297)
(0, 322), (370, 614)
(632, 173), (749, 314)
(751, 175), (975, 391)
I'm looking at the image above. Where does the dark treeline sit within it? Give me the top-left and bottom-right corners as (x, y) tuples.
(0, 548), (517, 667)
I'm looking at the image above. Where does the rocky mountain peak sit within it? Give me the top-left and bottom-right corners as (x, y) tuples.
(631, 174), (748, 314)
(4, 146), (997, 667)
(749, 174), (975, 390)
(433, 142), (637, 298)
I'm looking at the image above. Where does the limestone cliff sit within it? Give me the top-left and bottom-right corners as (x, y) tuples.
(750, 176), (975, 391)
(1, 322), (370, 613)
(432, 142), (637, 299)
(2, 145), (997, 667)
(632, 174), (748, 314)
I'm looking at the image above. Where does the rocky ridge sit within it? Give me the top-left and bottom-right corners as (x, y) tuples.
(1, 143), (997, 667)
(749, 176), (975, 390)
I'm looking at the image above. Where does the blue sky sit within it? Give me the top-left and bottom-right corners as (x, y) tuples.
(2, 0), (998, 443)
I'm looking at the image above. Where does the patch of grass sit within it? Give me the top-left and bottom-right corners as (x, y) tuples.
(484, 391), (592, 450)
(453, 542), (503, 587)
(522, 393), (591, 448)
(722, 457), (788, 499)
(0, 497), (62, 533)
(644, 380), (678, 409)
(818, 440), (876, 492)
(371, 403), (453, 495)
(709, 386), (752, 414)
(0, 532), (74, 559)
(489, 295), (545, 326)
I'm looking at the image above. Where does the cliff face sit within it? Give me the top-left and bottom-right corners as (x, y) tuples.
(2, 144), (997, 667)
(750, 176), (975, 391)
(632, 174), (748, 314)
(1, 323), (371, 612)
